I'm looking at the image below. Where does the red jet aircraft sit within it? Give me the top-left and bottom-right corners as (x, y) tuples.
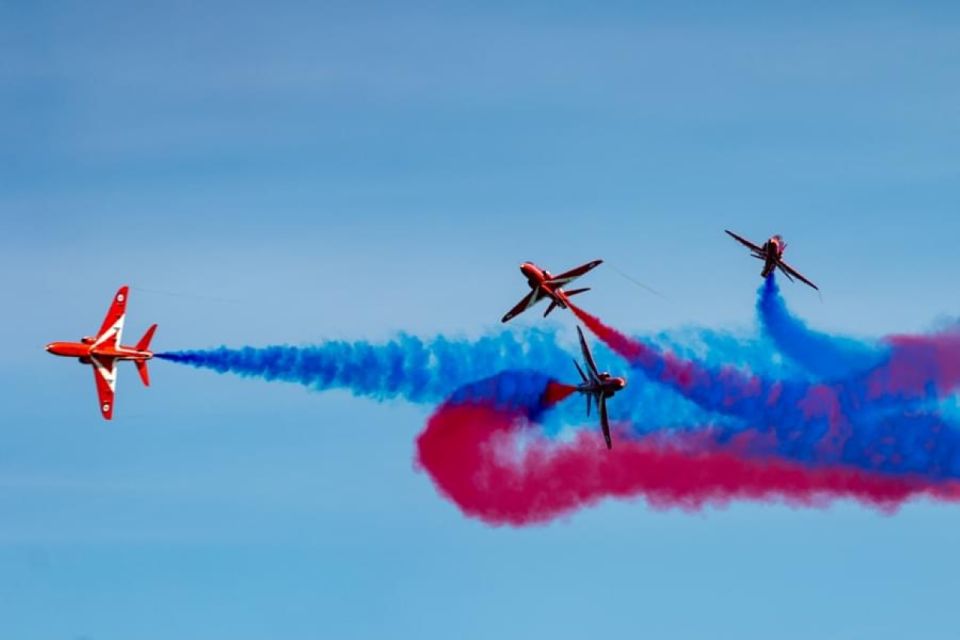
(573, 326), (627, 449)
(725, 230), (819, 291)
(501, 259), (603, 323)
(45, 286), (157, 420)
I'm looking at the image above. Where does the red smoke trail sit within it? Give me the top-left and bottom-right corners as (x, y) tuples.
(542, 380), (578, 405)
(567, 302), (773, 408)
(567, 301), (718, 393)
(567, 303), (657, 365)
(415, 402), (960, 526)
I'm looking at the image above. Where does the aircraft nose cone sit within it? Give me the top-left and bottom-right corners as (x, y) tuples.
(45, 343), (53, 353)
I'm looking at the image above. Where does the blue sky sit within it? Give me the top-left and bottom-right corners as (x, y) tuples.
(3, 2), (960, 638)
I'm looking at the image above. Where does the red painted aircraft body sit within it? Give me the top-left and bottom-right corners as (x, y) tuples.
(501, 259), (603, 323)
(45, 286), (157, 420)
(573, 326), (627, 449)
(725, 230), (819, 291)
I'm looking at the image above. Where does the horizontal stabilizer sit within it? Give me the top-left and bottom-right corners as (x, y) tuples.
(135, 360), (150, 387)
(564, 287), (590, 297)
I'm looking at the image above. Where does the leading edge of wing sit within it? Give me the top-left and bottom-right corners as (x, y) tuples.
(501, 288), (543, 323)
(90, 356), (117, 420)
(599, 395), (612, 449)
(546, 259), (603, 285)
(576, 325), (601, 379)
(724, 230), (763, 253)
(778, 260), (819, 291)
(95, 285), (129, 347)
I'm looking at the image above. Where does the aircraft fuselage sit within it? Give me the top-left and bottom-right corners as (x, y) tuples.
(578, 374), (627, 399)
(519, 262), (567, 307)
(46, 340), (152, 362)
(759, 236), (785, 277)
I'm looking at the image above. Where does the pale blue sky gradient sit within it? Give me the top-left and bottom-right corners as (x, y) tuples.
(2, 2), (960, 638)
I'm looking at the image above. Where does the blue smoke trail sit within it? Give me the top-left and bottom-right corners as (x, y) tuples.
(447, 369), (559, 417)
(158, 323), (792, 428)
(594, 326), (792, 432)
(757, 275), (887, 378)
(158, 330), (572, 404)
(572, 302), (960, 482)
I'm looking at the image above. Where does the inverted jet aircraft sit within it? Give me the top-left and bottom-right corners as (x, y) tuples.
(45, 286), (157, 420)
(501, 259), (603, 323)
(573, 326), (627, 449)
(725, 230), (819, 291)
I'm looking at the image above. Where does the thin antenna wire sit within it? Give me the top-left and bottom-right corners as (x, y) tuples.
(606, 263), (668, 301)
(130, 285), (243, 305)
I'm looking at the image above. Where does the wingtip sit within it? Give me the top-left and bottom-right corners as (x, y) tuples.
(114, 285), (130, 304)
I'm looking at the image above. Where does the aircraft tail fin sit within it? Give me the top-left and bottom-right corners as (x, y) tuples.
(564, 287), (590, 297)
(543, 301), (558, 317)
(135, 360), (151, 387)
(136, 324), (158, 351)
(133, 325), (157, 387)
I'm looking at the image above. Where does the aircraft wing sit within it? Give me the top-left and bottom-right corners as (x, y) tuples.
(778, 260), (819, 291)
(724, 230), (763, 253)
(599, 395), (612, 449)
(545, 259), (603, 286)
(94, 286), (129, 349)
(501, 289), (544, 323)
(90, 355), (117, 420)
(576, 326), (601, 380)
(573, 359), (588, 384)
